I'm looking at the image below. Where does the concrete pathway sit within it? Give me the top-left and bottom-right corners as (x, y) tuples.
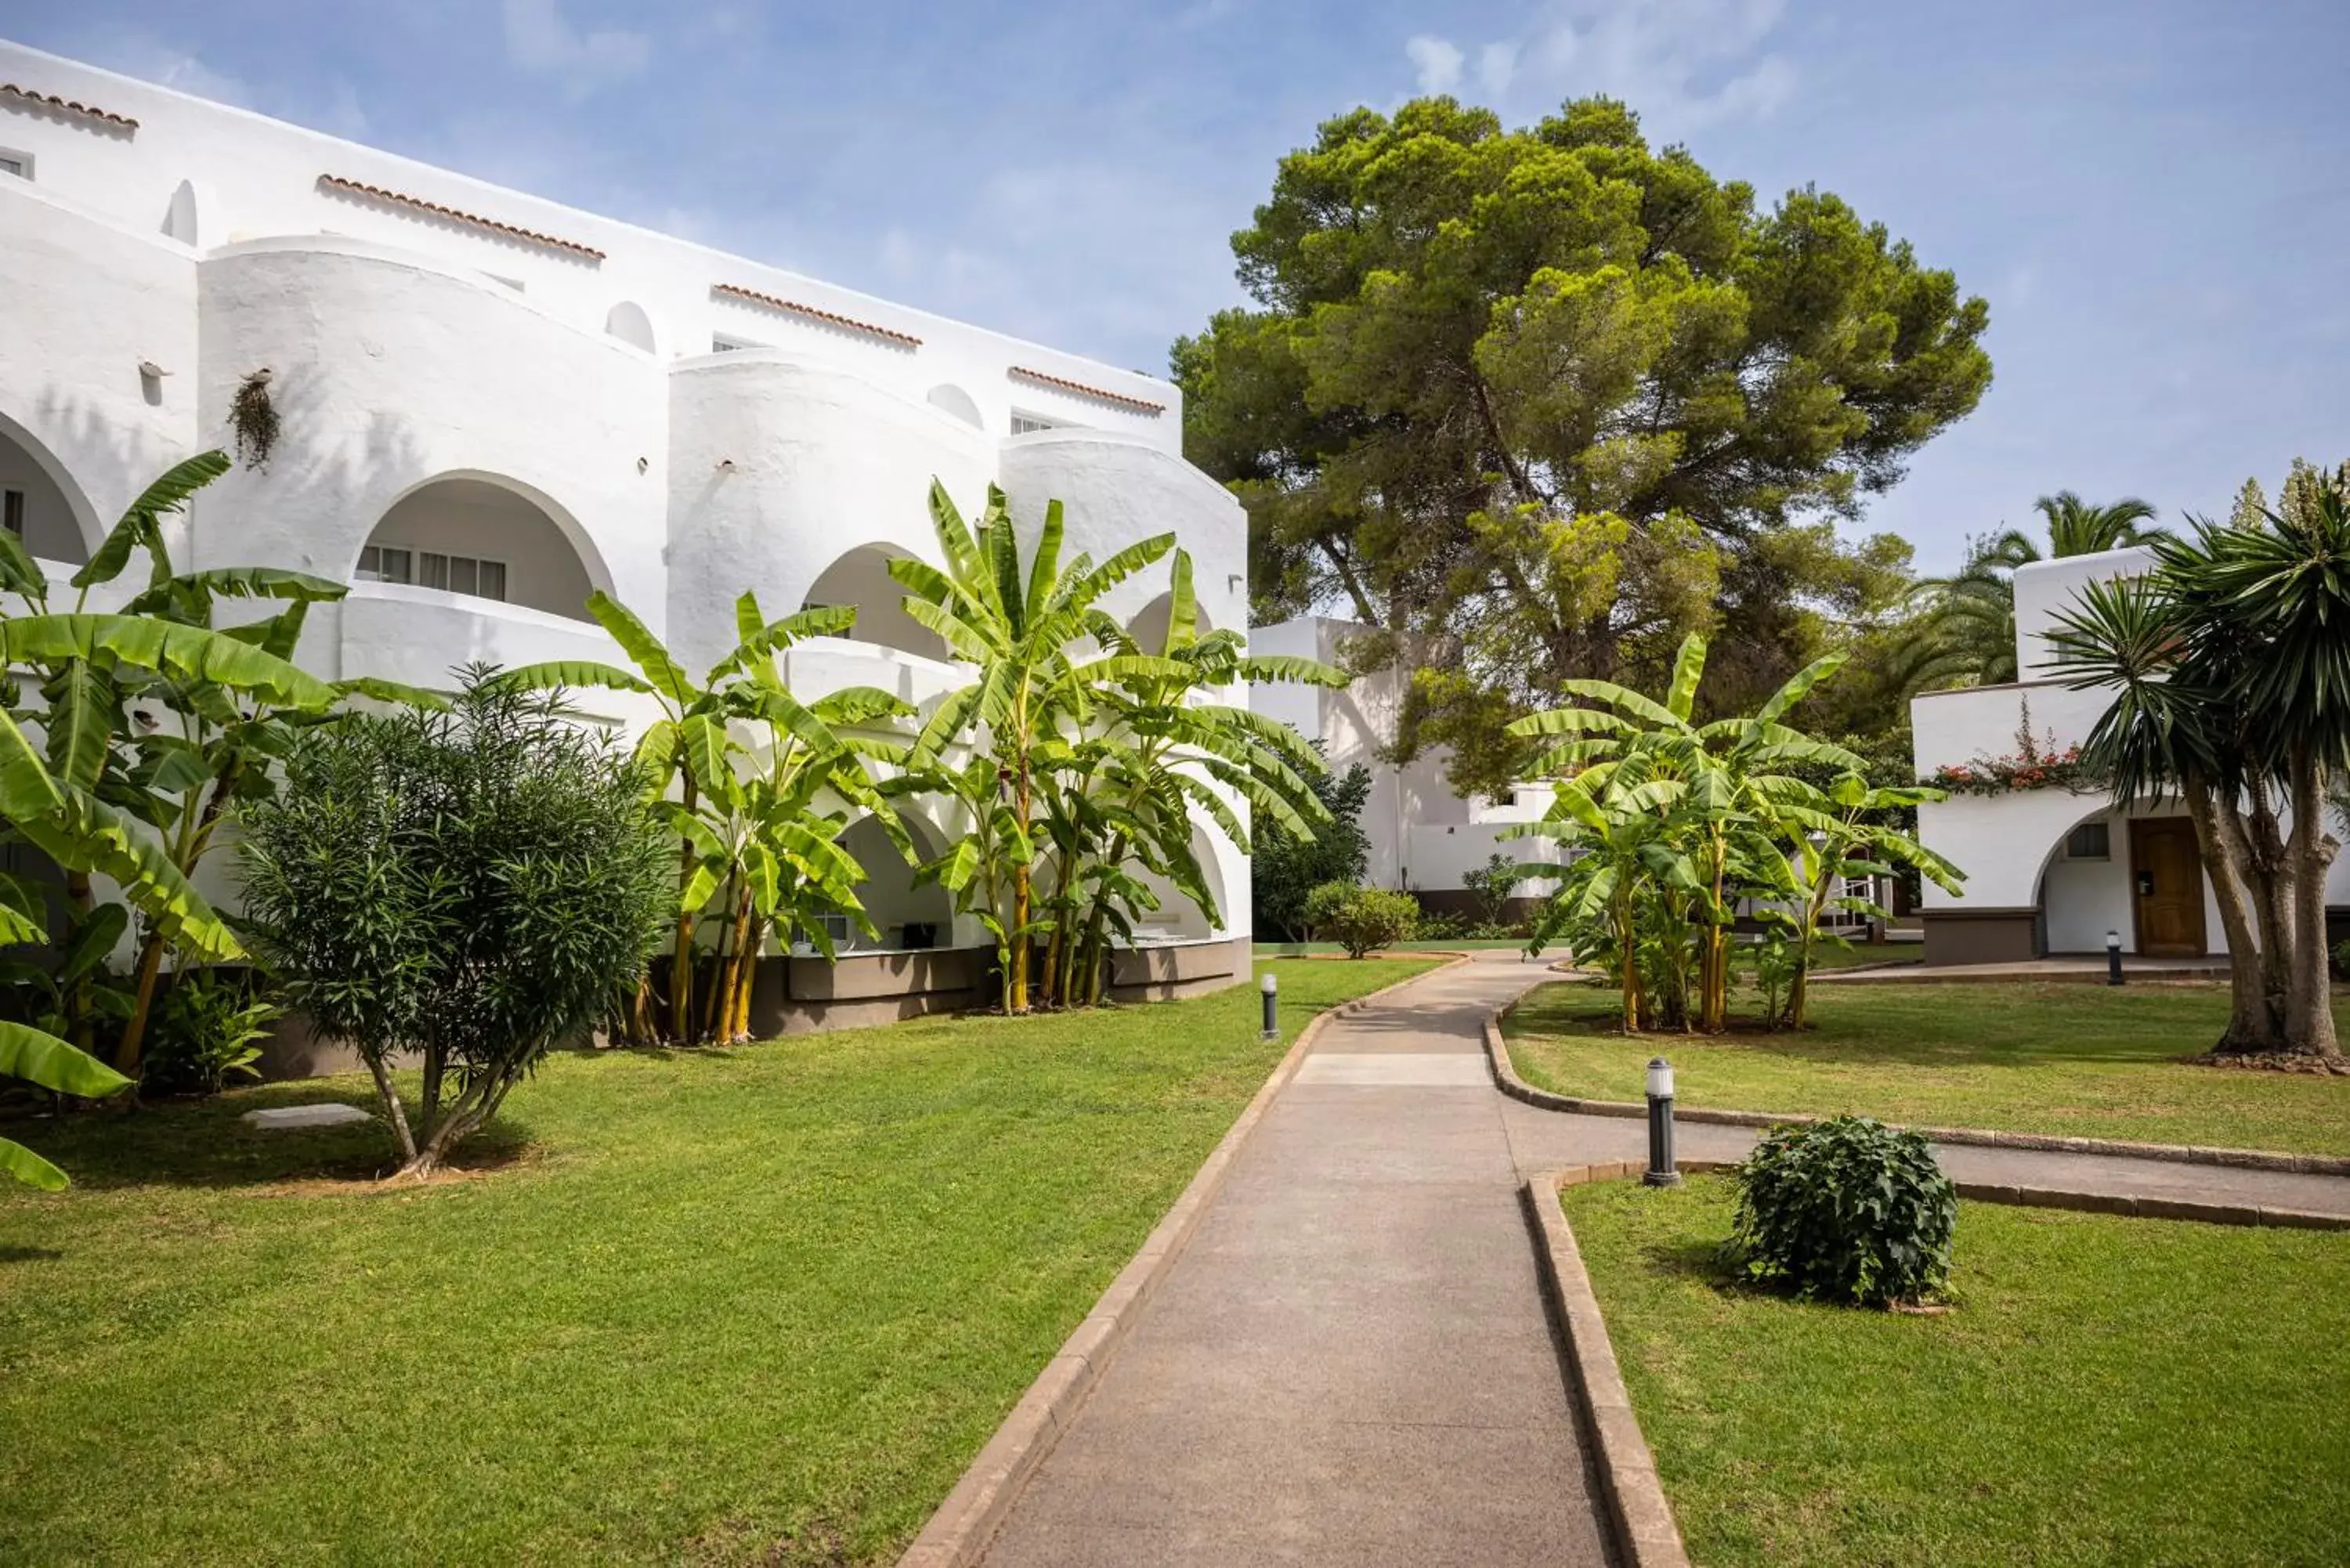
(978, 952), (2350, 1566)
(982, 954), (1600, 1568)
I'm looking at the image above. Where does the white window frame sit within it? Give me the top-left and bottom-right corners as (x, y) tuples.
(1009, 411), (1058, 435)
(357, 545), (507, 603)
(2065, 822), (2112, 862)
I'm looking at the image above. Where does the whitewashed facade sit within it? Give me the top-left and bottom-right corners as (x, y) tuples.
(0, 42), (1249, 1031)
(1909, 546), (2350, 963)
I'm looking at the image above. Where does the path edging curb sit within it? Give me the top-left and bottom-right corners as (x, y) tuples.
(1482, 1011), (2350, 1179)
(1525, 1166), (1691, 1568)
(897, 954), (1471, 1568)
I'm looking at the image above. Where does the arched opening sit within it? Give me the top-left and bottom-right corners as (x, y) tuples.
(356, 475), (606, 623)
(604, 301), (657, 353)
(837, 814), (955, 952)
(1123, 823), (1227, 944)
(1124, 590), (1210, 656)
(161, 179), (201, 246)
(2032, 799), (2211, 957)
(926, 384), (983, 429)
(801, 544), (949, 662)
(0, 410), (97, 568)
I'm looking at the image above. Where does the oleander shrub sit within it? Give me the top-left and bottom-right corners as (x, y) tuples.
(1302, 882), (1419, 959)
(1730, 1115), (1957, 1307)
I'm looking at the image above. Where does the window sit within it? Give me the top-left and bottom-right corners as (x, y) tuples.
(712, 334), (761, 352)
(2065, 822), (2111, 861)
(0, 150), (30, 181)
(357, 546), (506, 602)
(356, 544), (412, 584)
(1010, 412), (1058, 435)
(2, 490), (23, 537)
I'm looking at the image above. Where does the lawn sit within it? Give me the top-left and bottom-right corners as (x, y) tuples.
(1564, 1177), (2350, 1567)
(0, 956), (1437, 1567)
(1504, 980), (2350, 1155)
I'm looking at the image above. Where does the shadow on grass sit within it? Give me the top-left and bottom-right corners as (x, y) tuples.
(1, 1088), (537, 1193)
(1, 1244), (66, 1263)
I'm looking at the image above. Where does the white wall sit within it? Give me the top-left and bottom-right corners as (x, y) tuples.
(2011, 545), (2154, 677)
(0, 39), (1183, 457)
(0, 38), (1249, 951)
(1910, 679), (2118, 773)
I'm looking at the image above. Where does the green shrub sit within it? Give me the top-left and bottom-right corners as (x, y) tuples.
(1303, 882), (1419, 959)
(142, 970), (277, 1097)
(1730, 1115), (1957, 1307)
(238, 670), (671, 1177)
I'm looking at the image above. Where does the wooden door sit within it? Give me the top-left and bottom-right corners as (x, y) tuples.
(2129, 818), (2207, 956)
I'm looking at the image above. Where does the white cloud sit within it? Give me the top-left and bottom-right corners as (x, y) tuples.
(1405, 34), (1466, 94)
(1412, 0), (1796, 131)
(501, 0), (650, 95)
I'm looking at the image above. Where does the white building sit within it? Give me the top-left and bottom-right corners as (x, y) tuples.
(1909, 546), (2350, 964)
(0, 42), (1250, 1039)
(1248, 616), (1561, 919)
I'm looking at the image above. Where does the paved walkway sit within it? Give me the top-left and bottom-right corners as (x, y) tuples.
(982, 955), (1601, 1567)
(979, 952), (2350, 1566)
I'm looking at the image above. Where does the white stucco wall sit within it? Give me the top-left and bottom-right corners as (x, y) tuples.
(2011, 546), (2155, 677)
(0, 39), (1249, 952)
(0, 39), (1183, 454)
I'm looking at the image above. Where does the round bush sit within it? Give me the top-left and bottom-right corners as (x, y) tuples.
(1730, 1115), (1957, 1306)
(1302, 882), (1419, 958)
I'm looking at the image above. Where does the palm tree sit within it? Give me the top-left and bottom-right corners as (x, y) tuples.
(2046, 476), (2350, 1063)
(1900, 493), (2165, 693)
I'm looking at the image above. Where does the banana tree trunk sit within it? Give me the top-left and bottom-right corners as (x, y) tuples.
(701, 869), (742, 1045)
(1007, 764), (1032, 1014)
(730, 914), (763, 1041)
(117, 764), (244, 1075)
(668, 774), (700, 1042)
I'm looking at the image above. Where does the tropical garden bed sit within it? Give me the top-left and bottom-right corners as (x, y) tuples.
(0, 957), (1435, 1566)
(1565, 1176), (2350, 1566)
(1504, 980), (2350, 1154)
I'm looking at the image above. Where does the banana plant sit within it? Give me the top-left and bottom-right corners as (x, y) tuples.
(889, 479), (1180, 1013)
(1509, 632), (1868, 1032)
(1045, 549), (1346, 1005)
(0, 1019), (133, 1190)
(492, 589), (895, 1043)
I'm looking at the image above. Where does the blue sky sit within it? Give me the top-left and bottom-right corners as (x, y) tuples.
(6, 0), (2348, 573)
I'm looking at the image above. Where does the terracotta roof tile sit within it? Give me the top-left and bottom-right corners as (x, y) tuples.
(0, 82), (139, 132)
(316, 174), (606, 262)
(1008, 365), (1164, 416)
(710, 284), (924, 349)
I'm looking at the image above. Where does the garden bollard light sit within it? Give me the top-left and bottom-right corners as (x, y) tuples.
(2106, 929), (2124, 986)
(1643, 1057), (1682, 1187)
(1260, 971), (1279, 1039)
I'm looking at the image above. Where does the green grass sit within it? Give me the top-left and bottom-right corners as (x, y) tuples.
(0, 957), (1436, 1566)
(1252, 938), (1539, 953)
(1564, 1177), (2350, 1566)
(1505, 981), (2350, 1154)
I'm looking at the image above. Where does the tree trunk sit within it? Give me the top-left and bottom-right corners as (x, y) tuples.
(668, 774), (700, 1043)
(364, 1052), (419, 1166)
(2283, 747), (2341, 1059)
(61, 869), (94, 1056)
(1007, 764), (1032, 1014)
(1616, 887), (1640, 1034)
(730, 914), (763, 1041)
(702, 869), (743, 1045)
(2245, 782), (2297, 1023)
(116, 764), (245, 1076)
(2184, 779), (2285, 1053)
